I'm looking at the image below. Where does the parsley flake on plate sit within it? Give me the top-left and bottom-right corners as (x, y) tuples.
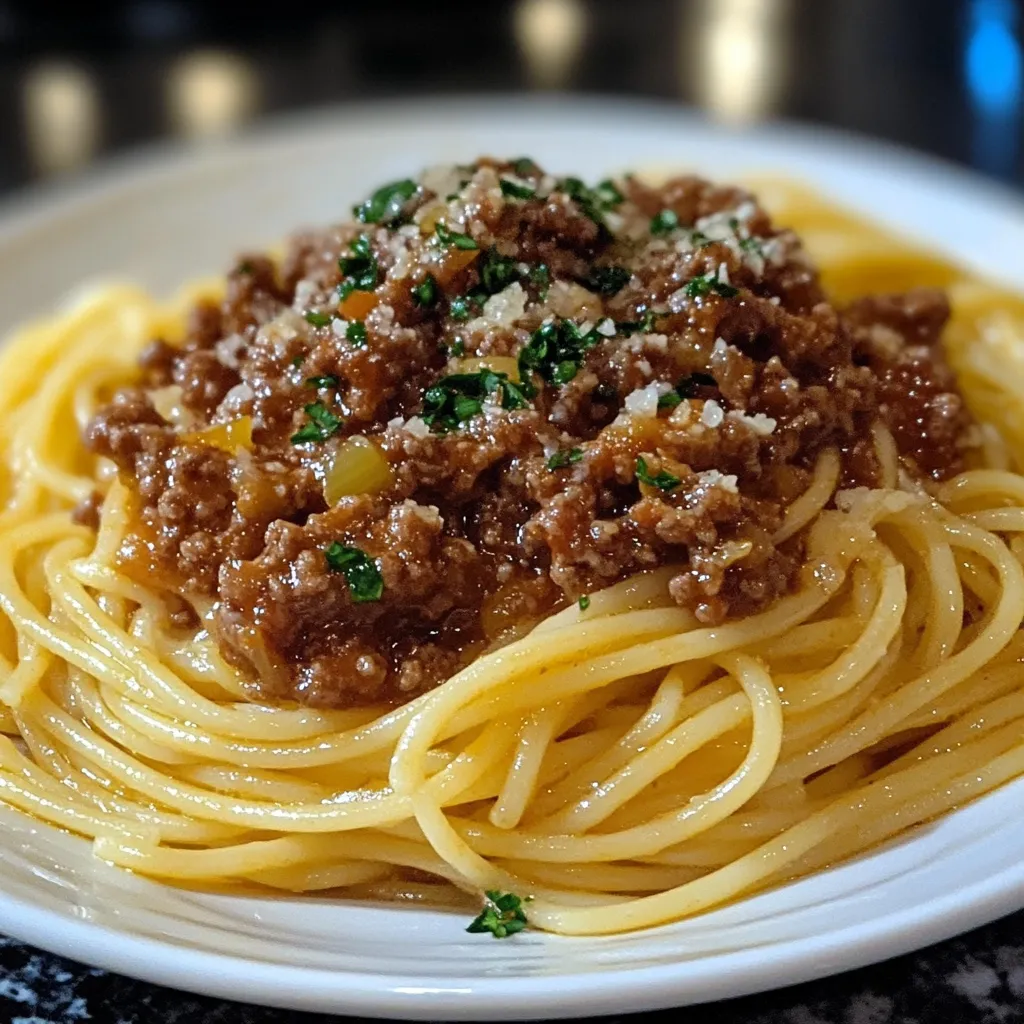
(578, 595), (591, 611)
(324, 543), (384, 603)
(658, 372), (717, 408)
(580, 264), (630, 297)
(636, 455), (681, 493)
(466, 890), (529, 939)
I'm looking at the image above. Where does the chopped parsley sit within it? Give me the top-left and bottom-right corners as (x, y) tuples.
(500, 178), (536, 199)
(422, 370), (532, 432)
(479, 247), (520, 294)
(615, 309), (660, 336)
(305, 374), (339, 389)
(346, 321), (368, 347)
(657, 372), (717, 409)
(546, 446), (583, 471)
(412, 274), (439, 307)
(529, 263), (551, 301)
(235, 259), (255, 275)
(650, 209), (680, 235)
(683, 272), (738, 299)
(511, 157), (540, 176)
(436, 221), (479, 250)
(291, 402), (344, 444)
(594, 178), (624, 207)
(449, 295), (475, 321)
(580, 264), (630, 297)
(636, 455), (681, 492)
(578, 595), (591, 611)
(557, 176), (619, 230)
(519, 319), (602, 388)
(291, 355), (306, 368)
(353, 178), (418, 225)
(337, 234), (379, 300)
(740, 235), (765, 258)
(303, 311), (332, 328)
(324, 543), (384, 603)
(466, 890), (529, 939)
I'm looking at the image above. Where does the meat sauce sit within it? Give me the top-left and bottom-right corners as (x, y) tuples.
(85, 160), (972, 708)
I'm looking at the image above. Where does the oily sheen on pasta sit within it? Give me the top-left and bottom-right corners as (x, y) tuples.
(2, 163), (1024, 937)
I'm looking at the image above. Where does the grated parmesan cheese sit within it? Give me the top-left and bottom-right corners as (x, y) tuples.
(479, 282), (528, 326)
(623, 381), (674, 418)
(701, 399), (725, 428)
(727, 410), (777, 435)
(699, 469), (739, 493)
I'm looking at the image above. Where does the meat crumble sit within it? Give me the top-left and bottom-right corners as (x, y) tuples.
(85, 159), (973, 708)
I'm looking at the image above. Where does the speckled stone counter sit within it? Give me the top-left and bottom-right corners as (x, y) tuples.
(4, 911), (1024, 1024)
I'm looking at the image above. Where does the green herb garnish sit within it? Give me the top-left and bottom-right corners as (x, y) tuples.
(306, 375), (339, 389)
(449, 295), (475, 321)
(353, 178), (417, 225)
(650, 209), (680, 235)
(291, 355), (306, 368)
(291, 402), (344, 444)
(478, 248), (520, 295)
(529, 263), (551, 301)
(235, 259), (255, 275)
(466, 890), (529, 939)
(500, 178), (536, 199)
(512, 157), (540, 177)
(449, 338), (466, 357)
(657, 372), (717, 409)
(303, 311), (333, 328)
(615, 309), (660, 336)
(636, 455), (681, 492)
(581, 264), (630, 297)
(594, 178), (624, 207)
(547, 446), (583, 471)
(578, 595), (591, 611)
(412, 274), (439, 307)
(337, 234), (379, 300)
(422, 370), (532, 432)
(436, 222), (479, 250)
(346, 321), (368, 347)
(683, 272), (738, 299)
(324, 543), (384, 603)
(518, 319), (603, 388)
(557, 177), (617, 230)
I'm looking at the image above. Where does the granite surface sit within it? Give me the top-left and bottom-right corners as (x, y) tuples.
(4, 911), (1024, 1024)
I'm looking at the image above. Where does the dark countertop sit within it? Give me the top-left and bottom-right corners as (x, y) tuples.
(3, 1), (1024, 1020)
(4, 910), (1024, 1023)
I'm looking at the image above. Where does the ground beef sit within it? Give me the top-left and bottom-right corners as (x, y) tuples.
(84, 159), (976, 708)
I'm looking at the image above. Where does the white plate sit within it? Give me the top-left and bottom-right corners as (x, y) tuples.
(3, 97), (1024, 1020)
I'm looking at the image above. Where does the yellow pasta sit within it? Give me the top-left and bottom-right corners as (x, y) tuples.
(3, 182), (1024, 938)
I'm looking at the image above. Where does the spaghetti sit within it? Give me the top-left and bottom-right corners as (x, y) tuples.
(2, 171), (1024, 938)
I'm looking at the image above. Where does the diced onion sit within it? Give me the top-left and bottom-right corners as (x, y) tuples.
(339, 290), (378, 320)
(455, 356), (523, 380)
(325, 436), (393, 505)
(184, 416), (253, 452)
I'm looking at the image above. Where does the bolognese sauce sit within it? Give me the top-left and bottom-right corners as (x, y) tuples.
(85, 159), (972, 708)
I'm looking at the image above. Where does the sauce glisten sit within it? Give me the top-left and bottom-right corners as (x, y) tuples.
(84, 160), (971, 708)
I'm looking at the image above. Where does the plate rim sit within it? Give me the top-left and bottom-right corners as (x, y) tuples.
(3, 94), (1024, 1018)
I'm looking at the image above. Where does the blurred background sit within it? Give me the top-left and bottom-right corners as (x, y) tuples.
(0, 0), (1021, 193)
